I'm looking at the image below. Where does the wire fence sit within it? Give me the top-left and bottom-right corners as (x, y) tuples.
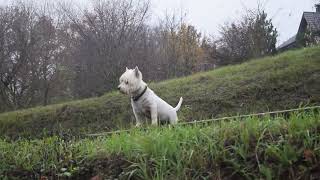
(87, 105), (320, 137)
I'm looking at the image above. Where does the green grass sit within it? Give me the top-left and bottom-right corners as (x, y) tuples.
(1, 110), (319, 179)
(0, 46), (320, 138)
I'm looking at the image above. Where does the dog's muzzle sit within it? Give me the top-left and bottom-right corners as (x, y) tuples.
(118, 86), (126, 94)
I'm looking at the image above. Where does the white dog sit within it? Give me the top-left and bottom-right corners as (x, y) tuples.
(118, 66), (183, 126)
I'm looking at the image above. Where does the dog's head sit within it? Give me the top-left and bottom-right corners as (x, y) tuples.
(118, 66), (143, 95)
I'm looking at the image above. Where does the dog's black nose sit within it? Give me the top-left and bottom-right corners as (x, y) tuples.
(117, 86), (120, 90)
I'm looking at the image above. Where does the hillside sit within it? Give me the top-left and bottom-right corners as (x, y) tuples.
(0, 47), (320, 138)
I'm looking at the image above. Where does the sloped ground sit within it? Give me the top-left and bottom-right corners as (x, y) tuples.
(0, 46), (319, 138)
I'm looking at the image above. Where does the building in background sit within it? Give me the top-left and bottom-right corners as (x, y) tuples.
(278, 4), (320, 51)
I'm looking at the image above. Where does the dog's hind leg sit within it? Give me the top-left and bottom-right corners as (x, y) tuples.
(169, 114), (178, 125)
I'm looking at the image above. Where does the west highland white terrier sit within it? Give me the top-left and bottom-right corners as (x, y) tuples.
(118, 66), (183, 126)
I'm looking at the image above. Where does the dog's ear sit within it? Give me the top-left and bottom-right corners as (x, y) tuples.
(126, 67), (129, 71)
(134, 66), (139, 77)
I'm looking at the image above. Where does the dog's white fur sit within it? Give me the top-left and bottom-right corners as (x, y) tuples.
(118, 66), (183, 126)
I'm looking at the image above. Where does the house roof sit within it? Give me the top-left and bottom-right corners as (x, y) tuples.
(277, 11), (320, 50)
(302, 12), (320, 31)
(277, 35), (296, 50)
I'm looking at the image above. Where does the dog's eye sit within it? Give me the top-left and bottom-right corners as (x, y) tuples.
(125, 81), (128, 84)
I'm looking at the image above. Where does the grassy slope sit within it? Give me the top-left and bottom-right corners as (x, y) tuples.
(1, 111), (320, 179)
(0, 47), (320, 138)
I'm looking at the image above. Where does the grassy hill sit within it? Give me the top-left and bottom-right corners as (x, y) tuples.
(1, 111), (319, 179)
(0, 46), (320, 138)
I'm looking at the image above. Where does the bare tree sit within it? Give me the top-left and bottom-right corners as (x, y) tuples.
(60, 0), (151, 97)
(0, 4), (39, 110)
(0, 2), (69, 111)
(217, 9), (278, 65)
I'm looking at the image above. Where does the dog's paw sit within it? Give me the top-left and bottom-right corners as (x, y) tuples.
(151, 123), (158, 126)
(135, 123), (142, 128)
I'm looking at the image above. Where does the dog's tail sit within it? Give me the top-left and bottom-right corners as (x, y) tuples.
(174, 97), (183, 112)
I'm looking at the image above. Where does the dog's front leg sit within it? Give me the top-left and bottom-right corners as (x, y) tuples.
(150, 105), (158, 126)
(132, 103), (143, 127)
(133, 110), (143, 127)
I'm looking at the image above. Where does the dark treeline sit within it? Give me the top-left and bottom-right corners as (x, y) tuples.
(0, 0), (278, 112)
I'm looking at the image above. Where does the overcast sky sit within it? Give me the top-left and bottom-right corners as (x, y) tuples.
(152, 0), (319, 45)
(0, 0), (318, 44)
